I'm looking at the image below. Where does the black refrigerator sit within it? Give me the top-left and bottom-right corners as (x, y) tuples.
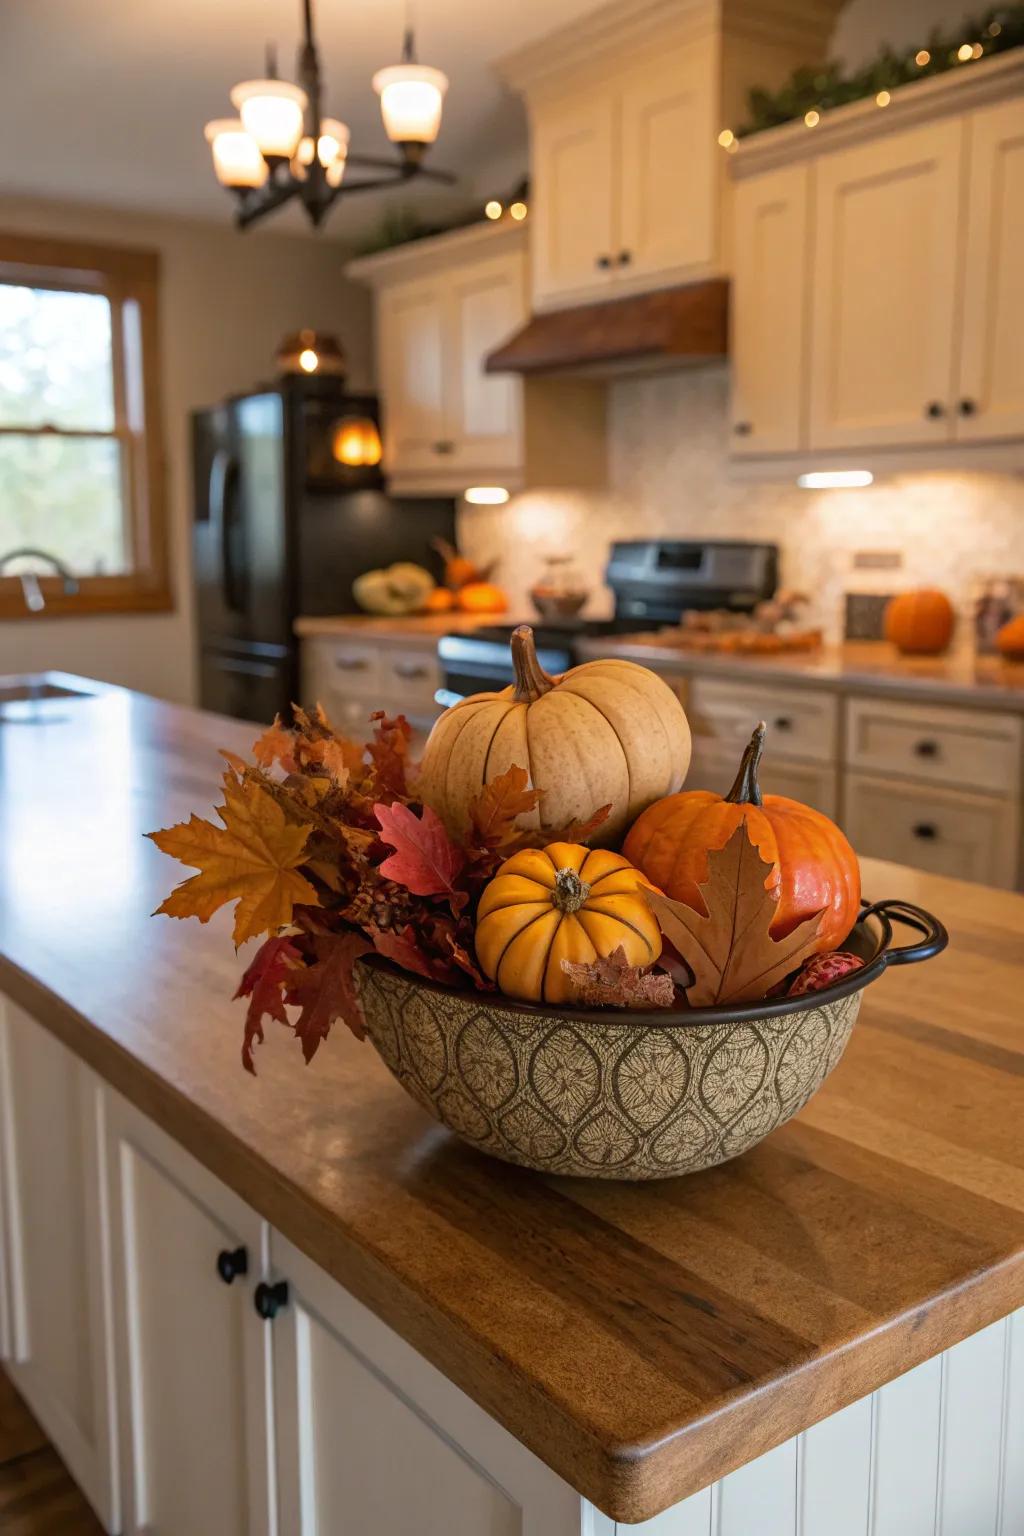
(192, 376), (456, 723)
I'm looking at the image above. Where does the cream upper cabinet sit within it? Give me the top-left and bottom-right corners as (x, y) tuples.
(956, 95), (1024, 441)
(377, 277), (448, 473)
(531, 91), (617, 305)
(808, 117), (964, 451)
(730, 163), (811, 455)
(528, 41), (717, 310)
(445, 250), (526, 473)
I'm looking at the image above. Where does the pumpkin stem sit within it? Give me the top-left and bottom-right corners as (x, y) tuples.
(511, 625), (556, 702)
(552, 867), (591, 914)
(726, 721), (767, 807)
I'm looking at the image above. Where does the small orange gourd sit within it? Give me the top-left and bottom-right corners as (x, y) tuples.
(996, 614), (1024, 660)
(457, 581), (508, 614)
(475, 843), (661, 1004)
(623, 722), (860, 954)
(884, 589), (955, 655)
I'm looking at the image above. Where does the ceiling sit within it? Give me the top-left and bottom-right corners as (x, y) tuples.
(1, 0), (599, 242)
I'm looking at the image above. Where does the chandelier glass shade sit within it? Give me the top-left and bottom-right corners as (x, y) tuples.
(203, 0), (454, 230)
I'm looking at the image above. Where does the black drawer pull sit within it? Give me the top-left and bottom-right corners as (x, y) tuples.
(394, 663), (429, 680)
(912, 823), (938, 841)
(958, 398), (977, 416)
(254, 1280), (289, 1320)
(335, 656), (368, 671)
(617, 249), (632, 266)
(595, 254), (612, 270)
(925, 401), (946, 419)
(733, 421), (753, 436)
(216, 1246), (248, 1285)
(774, 716), (793, 731)
(914, 739), (939, 758)
(431, 440), (455, 455)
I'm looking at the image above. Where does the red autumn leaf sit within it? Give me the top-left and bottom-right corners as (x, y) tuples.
(285, 930), (373, 1061)
(370, 924), (440, 980)
(234, 935), (301, 1073)
(374, 801), (466, 910)
(467, 764), (542, 849)
(446, 935), (493, 990)
(366, 711), (412, 801)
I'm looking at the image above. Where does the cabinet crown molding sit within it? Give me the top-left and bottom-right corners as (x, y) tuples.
(497, 0), (840, 96)
(731, 48), (1024, 177)
(345, 221), (526, 288)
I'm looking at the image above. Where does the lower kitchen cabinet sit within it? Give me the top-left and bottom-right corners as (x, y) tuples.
(843, 770), (1019, 889)
(0, 999), (117, 1530)
(687, 744), (838, 818)
(103, 1092), (274, 1536)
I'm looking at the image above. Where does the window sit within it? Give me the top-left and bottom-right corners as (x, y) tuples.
(0, 234), (169, 617)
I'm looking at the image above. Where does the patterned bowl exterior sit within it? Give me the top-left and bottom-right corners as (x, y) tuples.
(355, 964), (862, 1180)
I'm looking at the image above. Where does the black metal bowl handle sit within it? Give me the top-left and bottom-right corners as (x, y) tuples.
(860, 899), (948, 967)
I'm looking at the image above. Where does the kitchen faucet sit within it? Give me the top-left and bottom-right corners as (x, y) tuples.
(0, 547), (80, 612)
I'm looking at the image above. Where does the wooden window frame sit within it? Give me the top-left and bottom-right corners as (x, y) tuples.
(0, 233), (171, 619)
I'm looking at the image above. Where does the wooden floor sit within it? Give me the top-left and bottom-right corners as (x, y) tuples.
(0, 1371), (103, 1534)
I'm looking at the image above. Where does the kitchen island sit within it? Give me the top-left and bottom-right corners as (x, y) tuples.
(0, 676), (1021, 1532)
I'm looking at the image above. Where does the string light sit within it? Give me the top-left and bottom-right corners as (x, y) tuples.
(957, 42), (975, 60)
(484, 200), (502, 220)
(972, 41), (984, 56)
(915, 48), (931, 66)
(876, 90), (891, 106)
(717, 128), (735, 148)
(804, 108), (820, 127)
(509, 201), (528, 220)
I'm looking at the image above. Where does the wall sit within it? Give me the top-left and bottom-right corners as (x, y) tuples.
(0, 197), (371, 703)
(458, 367), (1024, 643)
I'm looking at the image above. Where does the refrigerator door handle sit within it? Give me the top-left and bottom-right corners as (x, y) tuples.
(217, 655), (279, 679)
(209, 448), (245, 614)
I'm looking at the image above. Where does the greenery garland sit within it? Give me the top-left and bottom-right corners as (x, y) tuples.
(737, 5), (1024, 137)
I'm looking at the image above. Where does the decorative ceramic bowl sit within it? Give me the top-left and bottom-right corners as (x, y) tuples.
(355, 900), (946, 1181)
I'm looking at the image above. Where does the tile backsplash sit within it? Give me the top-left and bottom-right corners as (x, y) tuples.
(456, 365), (1024, 647)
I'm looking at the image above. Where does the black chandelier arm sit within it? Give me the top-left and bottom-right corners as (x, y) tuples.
(344, 151), (458, 186)
(234, 178), (302, 229)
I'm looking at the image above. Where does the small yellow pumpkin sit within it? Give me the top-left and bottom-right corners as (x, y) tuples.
(475, 843), (662, 1005)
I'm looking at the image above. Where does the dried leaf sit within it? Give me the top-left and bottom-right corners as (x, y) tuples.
(234, 935), (301, 1073)
(366, 711), (412, 801)
(787, 950), (864, 997)
(253, 718), (297, 774)
(560, 945), (675, 1009)
(370, 924), (439, 980)
(375, 801), (466, 910)
(285, 930), (373, 1059)
(467, 765), (542, 849)
(220, 748), (249, 777)
(645, 823), (824, 1007)
(446, 935), (494, 990)
(148, 776), (320, 946)
(543, 802), (613, 845)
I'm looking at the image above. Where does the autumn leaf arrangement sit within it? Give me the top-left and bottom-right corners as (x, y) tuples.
(148, 704), (864, 1074)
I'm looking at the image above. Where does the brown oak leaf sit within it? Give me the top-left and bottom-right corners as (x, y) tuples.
(148, 775), (320, 947)
(644, 822), (824, 1007)
(542, 802), (613, 845)
(560, 945), (675, 1009)
(467, 765), (542, 849)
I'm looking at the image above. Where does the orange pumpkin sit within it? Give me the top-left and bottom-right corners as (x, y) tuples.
(623, 722), (860, 953)
(996, 614), (1024, 660)
(884, 589), (955, 655)
(457, 581), (508, 614)
(422, 586), (455, 613)
(475, 843), (661, 1004)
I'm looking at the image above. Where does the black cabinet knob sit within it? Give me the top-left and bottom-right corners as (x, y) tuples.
(216, 1247), (248, 1285)
(958, 398), (977, 416)
(595, 254), (612, 270)
(617, 250), (632, 266)
(431, 440), (454, 455)
(925, 401), (946, 419)
(733, 421), (753, 436)
(912, 823), (938, 841)
(254, 1280), (289, 1321)
(914, 739), (939, 758)
(774, 716), (793, 731)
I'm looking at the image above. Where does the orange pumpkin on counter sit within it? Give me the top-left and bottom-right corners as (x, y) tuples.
(456, 581), (508, 614)
(418, 625), (692, 846)
(623, 721), (860, 953)
(996, 614), (1024, 660)
(421, 587), (455, 613)
(884, 588), (955, 655)
(476, 843), (661, 1004)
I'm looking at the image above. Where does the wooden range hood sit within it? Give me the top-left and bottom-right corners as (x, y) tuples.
(485, 278), (729, 378)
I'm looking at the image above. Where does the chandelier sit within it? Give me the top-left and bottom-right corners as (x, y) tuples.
(204, 0), (454, 231)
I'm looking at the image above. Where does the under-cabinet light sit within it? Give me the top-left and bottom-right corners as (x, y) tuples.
(464, 486), (510, 505)
(798, 470), (874, 489)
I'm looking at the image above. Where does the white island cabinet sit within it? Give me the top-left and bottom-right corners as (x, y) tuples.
(1, 992), (1022, 1534)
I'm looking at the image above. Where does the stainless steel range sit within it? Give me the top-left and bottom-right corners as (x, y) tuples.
(437, 539), (778, 704)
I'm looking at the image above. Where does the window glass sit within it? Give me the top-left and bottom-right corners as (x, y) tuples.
(0, 284), (115, 431)
(0, 435), (126, 574)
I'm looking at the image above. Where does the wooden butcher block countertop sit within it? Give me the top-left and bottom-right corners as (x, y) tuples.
(1, 675), (1022, 1523)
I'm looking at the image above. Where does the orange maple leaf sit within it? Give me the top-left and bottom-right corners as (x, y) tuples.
(148, 775), (320, 946)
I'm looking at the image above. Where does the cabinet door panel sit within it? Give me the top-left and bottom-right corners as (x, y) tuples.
(105, 1095), (272, 1536)
(843, 771), (1018, 888)
(0, 1000), (116, 1530)
(618, 47), (716, 284)
(957, 96), (1024, 441)
(809, 118), (963, 449)
(730, 164), (810, 454)
(687, 746), (838, 819)
(378, 279), (448, 472)
(446, 252), (526, 472)
(272, 1234), (583, 1536)
(531, 92), (616, 307)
